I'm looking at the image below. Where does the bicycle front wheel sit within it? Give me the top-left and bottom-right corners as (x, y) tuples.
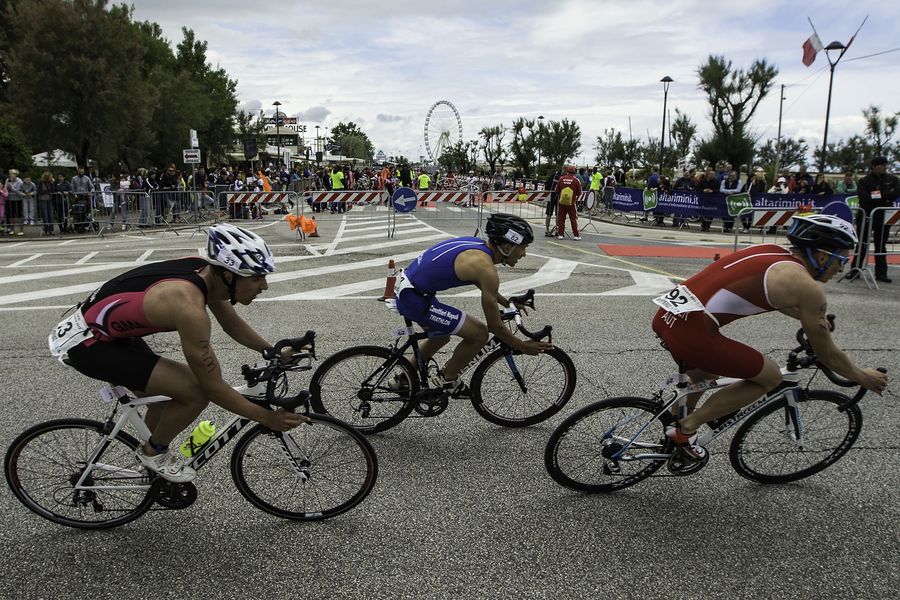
(309, 345), (418, 434)
(231, 414), (378, 520)
(470, 346), (576, 427)
(4, 419), (154, 529)
(545, 397), (670, 493)
(729, 390), (862, 484)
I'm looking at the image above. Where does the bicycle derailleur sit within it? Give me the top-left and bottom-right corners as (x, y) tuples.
(151, 479), (198, 509)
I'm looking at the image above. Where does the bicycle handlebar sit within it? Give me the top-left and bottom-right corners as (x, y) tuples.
(262, 330), (316, 361)
(503, 289), (553, 342)
(790, 315), (887, 410)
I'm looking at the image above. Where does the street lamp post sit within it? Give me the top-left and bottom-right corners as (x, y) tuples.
(536, 115), (545, 186)
(272, 100), (282, 173)
(819, 41), (847, 174)
(315, 125), (321, 165)
(659, 76), (673, 174)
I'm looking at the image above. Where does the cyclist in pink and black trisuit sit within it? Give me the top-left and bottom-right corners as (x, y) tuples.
(652, 214), (887, 459)
(54, 224), (306, 482)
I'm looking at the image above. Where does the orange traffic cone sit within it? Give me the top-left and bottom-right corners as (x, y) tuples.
(309, 216), (320, 238)
(378, 259), (397, 302)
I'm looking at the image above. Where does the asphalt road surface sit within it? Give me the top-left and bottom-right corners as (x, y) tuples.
(1, 207), (897, 599)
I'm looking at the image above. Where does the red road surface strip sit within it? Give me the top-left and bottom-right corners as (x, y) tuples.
(596, 244), (733, 259)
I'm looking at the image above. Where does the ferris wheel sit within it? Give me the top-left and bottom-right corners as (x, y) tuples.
(424, 100), (463, 161)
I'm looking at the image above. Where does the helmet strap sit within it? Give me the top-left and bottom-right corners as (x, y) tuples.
(804, 247), (835, 281)
(217, 268), (239, 304)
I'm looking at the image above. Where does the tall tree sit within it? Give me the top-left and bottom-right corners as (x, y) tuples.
(0, 115), (32, 169)
(508, 117), (538, 177)
(174, 28), (238, 165)
(862, 105), (898, 155)
(593, 128), (639, 172)
(695, 55), (778, 170)
(329, 121), (374, 160)
(479, 125), (506, 174)
(756, 137), (809, 171)
(437, 138), (478, 173)
(538, 119), (581, 170)
(4, 0), (155, 168)
(669, 109), (697, 168)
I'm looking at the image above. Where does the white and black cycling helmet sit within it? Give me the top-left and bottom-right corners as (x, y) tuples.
(207, 223), (275, 277)
(485, 213), (534, 247)
(787, 214), (858, 251)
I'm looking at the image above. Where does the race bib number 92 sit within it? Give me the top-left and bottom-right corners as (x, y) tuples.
(653, 285), (706, 315)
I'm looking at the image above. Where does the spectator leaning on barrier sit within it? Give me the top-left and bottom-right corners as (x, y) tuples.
(555, 165), (582, 240)
(836, 172), (857, 194)
(788, 164), (814, 193)
(740, 169), (768, 231)
(697, 167), (719, 232)
(850, 156), (898, 283)
(54, 173), (71, 233)
(812, 173), (833, 196)
(37, 171), (55, 235)
(0, 172), (7, 235)
(720, 170), (742, 234)
(20, 174), (36, 228)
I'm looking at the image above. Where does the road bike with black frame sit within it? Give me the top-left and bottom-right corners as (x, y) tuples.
(545, 317), (886, 492)
(5, 332), (379, 529)
(309, 289), (576, 434)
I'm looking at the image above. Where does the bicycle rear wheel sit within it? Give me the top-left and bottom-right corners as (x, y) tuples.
(309, 345), (417, 434)
(729, 390), (862, 484)
(231, 414), (378, 520)
(4, 419), (154, 529)
(470, 346), (576, 427)
(545, 397), (670, 493)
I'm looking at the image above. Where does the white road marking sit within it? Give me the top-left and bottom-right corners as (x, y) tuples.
(75, 252), (99, 264)
(449, 259), (579, 297)
(8, 254), (45, 268)
(261, 278), (386, 300)
(137, 250), (154, 262)
(0, 282), (100, 306)
(599, 271), (674, 296)
(323, 216), (348, 257)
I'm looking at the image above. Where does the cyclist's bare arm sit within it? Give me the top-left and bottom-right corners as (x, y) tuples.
(455, 251), (552, 355)
(768, 263), (887, 392)
(147, 283), (307, 430)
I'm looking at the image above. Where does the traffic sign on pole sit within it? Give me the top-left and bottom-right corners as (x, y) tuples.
(391, 187), (417, 213)
(183, 148), (201, 164)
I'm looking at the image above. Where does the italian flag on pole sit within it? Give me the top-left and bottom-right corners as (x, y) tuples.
(802, 33), (823, 66)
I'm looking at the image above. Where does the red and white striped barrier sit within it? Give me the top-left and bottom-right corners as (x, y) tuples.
(883, 207), (900, 226)
(750, 208), (797, 228)
(311, 191), (386, 205)
(226, 192), (293, 205)
(417, 191), (470, 204)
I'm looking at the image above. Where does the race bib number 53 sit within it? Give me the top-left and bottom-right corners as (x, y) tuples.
(653, 285), (706, 315)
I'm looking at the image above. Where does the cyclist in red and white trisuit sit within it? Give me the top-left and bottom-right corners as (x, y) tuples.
(52, 224), (306, 482)
(652, 214), (887, 458)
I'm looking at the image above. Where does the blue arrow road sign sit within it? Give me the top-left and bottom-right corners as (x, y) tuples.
(392, 186), (418, 213)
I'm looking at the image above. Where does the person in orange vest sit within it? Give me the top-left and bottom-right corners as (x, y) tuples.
(554, 165), (582, 240)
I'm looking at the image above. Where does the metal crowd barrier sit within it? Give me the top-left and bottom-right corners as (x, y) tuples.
(733, 207), (799, 250)
(849, 205), (900, 290)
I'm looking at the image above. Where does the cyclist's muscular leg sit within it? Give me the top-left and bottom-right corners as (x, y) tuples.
(441, 317), (489, 380)
(418, 335), (452, 364)
(141, 357), (210, 452)
(680, 357), (783, 433)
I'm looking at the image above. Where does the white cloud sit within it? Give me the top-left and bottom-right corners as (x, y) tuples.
(130, 0), (900, 162)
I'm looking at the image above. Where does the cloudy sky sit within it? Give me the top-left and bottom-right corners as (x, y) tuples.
(131, 0), (899, 164)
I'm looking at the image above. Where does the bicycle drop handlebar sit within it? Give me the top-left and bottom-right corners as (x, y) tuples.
(788, 315), (887, 411)
(506, 289), (552, 342)
(241, 331), (317, 411)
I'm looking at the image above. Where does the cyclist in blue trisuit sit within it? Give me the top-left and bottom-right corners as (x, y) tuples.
(394, 213), (554, 395)
(50, 224), (307, 483)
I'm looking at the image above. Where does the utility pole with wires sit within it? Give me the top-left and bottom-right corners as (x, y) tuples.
(773, 84), (786, 178)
